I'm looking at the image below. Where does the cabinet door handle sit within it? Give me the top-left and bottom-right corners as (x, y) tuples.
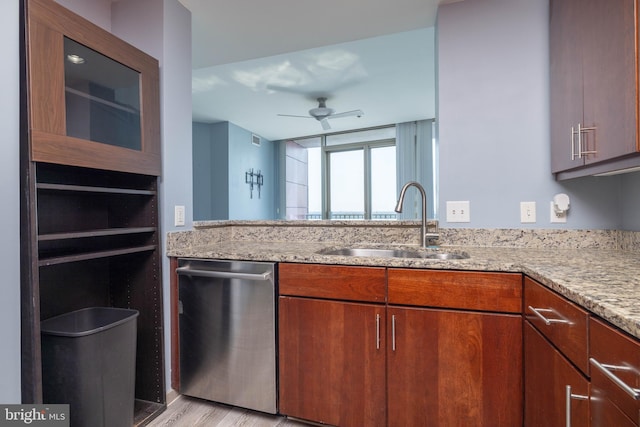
(577, 123), (583, 159)
(527, 306), (570, 325)
(590, 357), (640, 400)
(391, 315), (396, 352)
(376, 314), (380, 350)
(579, 124), (597, 158)
(565, 385), (588, 427)
(571, 123), (597, 161)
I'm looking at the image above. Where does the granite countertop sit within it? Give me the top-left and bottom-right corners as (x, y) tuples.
(167, 222), (640, 340)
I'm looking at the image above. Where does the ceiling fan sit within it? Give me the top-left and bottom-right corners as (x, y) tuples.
(278, 97), (364, 130)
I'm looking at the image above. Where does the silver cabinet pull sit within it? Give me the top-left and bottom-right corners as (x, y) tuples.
(579, 124), (597, 158)
(590, 357), (640, 400)
(176, 266), (272, 281)
(570, 123), (597, 160)
(376, 314), (380, 350)
(565, 385), (588, 427)
(391, 315), (396, 352)
(577, 123), (583, 159)
(527, 306), (570, 325)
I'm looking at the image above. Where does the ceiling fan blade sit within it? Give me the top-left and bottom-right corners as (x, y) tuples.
(277, 114), (313, 119)
(329, 109), (364, 119)
(266, 84), (309, 95)
(320, 118), (331, 130)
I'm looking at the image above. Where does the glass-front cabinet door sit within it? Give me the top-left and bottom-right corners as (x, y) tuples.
(64, 37), (142, 151)
(27, 0), (161, 176)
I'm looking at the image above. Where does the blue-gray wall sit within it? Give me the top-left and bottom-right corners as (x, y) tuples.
(0, 0), (21, 404)
(621, 173), (640, 230)
(193, 121), (275, 220)
(228, 123), (275, 219)
(437, 0), (625, 229)
(193, 122), (229, 220)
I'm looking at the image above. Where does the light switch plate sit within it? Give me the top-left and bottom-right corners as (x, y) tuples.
(174, 205), (185, 227)
(446, 201), (470, 222)
(520, 201), (536, 223)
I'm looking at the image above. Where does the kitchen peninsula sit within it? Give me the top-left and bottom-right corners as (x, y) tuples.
(168, 220), (640, 339)
(168, 221), (640, 426)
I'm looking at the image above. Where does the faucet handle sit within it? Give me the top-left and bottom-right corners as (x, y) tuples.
(425, 220), (439, 245)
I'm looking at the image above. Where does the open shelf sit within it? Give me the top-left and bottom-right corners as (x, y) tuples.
(38, 245), (157, 267)
(37, 182), (156, 196)
(38, 227), (157, 241)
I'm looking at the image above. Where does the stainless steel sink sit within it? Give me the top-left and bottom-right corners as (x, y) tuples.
(317, 247), (469, 260)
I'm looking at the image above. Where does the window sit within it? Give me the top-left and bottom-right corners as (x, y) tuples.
(284, 127), (397, 220)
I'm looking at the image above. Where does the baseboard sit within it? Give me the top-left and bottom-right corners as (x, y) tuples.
(166, 389), (180, 405)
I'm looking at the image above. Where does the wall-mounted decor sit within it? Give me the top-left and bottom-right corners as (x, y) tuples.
(245, 168), (264, 198)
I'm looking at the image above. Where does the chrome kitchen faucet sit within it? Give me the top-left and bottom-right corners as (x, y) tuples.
(395, 181), (439, 248)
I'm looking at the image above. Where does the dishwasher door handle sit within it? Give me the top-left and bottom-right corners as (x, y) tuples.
(176, 266), (272, 281)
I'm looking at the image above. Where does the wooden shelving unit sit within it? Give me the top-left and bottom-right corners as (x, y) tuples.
(21, 163), (167, 425)
(21, 1), (166, 423)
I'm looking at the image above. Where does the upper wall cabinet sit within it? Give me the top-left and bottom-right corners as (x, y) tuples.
(26, 0), (161, 176)
(550, 0), (639, 179)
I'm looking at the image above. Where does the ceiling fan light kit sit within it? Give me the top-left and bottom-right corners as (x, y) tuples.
(278, 97), (364, 130)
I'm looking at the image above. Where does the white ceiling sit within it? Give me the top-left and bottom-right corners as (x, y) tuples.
(178, 0), (456, 141)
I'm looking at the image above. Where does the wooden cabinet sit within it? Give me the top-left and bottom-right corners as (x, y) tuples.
(590, 318), (640, 427)
(387, 269), (523, 427)
(21, 163), (166, 425)
(387, 307), (521, 427)
(278, 264), (523, 427)
(523, 277), (590, 426)
(279, 297), (386, 427)
(278, 264), (386, 427)
(25, 0), (161, 176)
(550, 0), (639, 179)
(549, 0), (584, 173)
(524, 322), (590, 426)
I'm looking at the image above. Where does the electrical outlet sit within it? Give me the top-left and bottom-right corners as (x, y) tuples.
(174, 205), (185, 227)
(550, 201), (567, 223)
(520, 201), (536, 223)
(446, 201), (470, 222)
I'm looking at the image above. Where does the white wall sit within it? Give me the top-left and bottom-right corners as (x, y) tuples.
(0, 0), (22, 403)
(437, 0), (622, 229)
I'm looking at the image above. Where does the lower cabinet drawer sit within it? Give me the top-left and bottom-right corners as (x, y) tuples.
(524, 277), (589, 374)
(388, 269), (522, 313)
(279, 263), (386, 302)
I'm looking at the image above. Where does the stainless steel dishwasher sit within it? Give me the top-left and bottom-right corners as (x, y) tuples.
(176, 258), (277, 414)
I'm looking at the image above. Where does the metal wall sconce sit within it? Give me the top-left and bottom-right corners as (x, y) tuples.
(245, 168), (264, 199)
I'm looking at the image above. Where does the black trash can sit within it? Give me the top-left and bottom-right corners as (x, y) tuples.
(41, 307), (139, 427)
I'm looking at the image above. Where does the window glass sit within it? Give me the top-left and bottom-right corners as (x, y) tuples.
(329, 149), (364, 219)
(371, 145), (397, 219)
(307, 147), (322, 219)
(64, 37), (142, 150)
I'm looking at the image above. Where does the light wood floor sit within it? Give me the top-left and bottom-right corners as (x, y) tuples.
(146, 396), (314, 427)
